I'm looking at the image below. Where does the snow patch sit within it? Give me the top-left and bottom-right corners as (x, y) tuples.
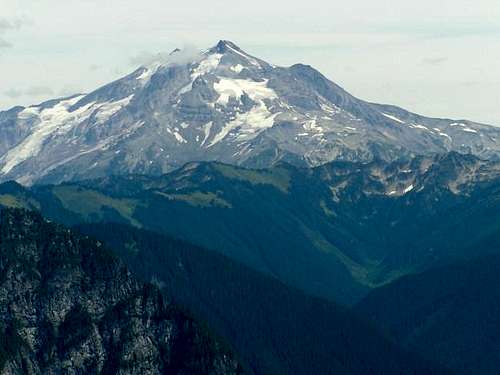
(463, 127), (478, 134)
(208, 106), (278, 147)
(213, 78), (277, 105)
(207, 79), (278, 146)
(450, 122), (478, 134)
(179, 53), (223, 95)
(382, 113), (405, 124)
(303, 117), (324, 133)
(193, 53), (223, 78)
(136, 63), (161, 83)
(2, 95), (90, 174)
(166, 128), (187, 144)
(225, 44), (261, 68)
(17, 107), (41, 120)
(410, 124), (430, 131)
(230, 64), (245, 73)
(403, 184), (414, 194)
(201, 122), (213, 146)
(173, 132), (187, 143)
(438, 132), (452, 141)
(95, 95), (134, 123)
(320, 102), (341, 115)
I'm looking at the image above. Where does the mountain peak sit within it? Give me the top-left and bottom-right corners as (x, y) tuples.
(1, 39), (499, 185)
(211, 40), (243, 54)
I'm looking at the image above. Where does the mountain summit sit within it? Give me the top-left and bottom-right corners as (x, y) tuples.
(1, 40), (499, 184)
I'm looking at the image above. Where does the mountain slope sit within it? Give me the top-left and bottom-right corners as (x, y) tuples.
(0, 208), (243, 374)
(75, 221), (446, 375)
(1, 41), (499, 185)
(2, 153), (500, 304)
(356, 253), (500, 374)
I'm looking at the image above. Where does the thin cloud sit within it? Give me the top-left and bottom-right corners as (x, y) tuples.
(4, 86), (54, 98)
(58, 85), (85, 97)
(421, 57), (448, 66)
(0, 39), (11, 49)
(4, 88), (23, 98)
(0, 16), (32, 49)
(128, 45), (202, 68)
(88, 64), (102, 71)
(25, 86), (54, 96)
(0, 17), (29, 31)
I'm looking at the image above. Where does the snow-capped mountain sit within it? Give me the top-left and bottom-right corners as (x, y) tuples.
(1, 40), (500, 185)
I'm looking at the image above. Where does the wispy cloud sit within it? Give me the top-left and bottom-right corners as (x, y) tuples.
(4, 86), (54, 99)
(4, 88), (23, 98)
(0, 16), (31, 50)
(88, 64), (102, 71)
(128, 45), (201, 68)
(0, 39), (11, 49)
(421, 57), (448, 66)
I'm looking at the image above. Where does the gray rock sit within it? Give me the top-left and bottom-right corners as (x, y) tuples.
(0, 208), (243, 375)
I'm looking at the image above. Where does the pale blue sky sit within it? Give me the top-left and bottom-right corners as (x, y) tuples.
(1, 0), (500, 125)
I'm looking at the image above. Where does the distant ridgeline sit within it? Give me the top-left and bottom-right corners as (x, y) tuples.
(0, 152), (500, 306)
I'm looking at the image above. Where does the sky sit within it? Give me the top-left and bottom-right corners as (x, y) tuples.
(1, 0), (500, 125)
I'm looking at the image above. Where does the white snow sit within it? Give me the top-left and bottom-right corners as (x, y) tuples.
(438, 132), (453, 141)
(17, 107), (41, 120)
(230, 64), (245, 73)
(2, 95), (89, 174)
(179, 53), (223, 95)
(381, 113), (405, 124)
(136, 63), (161, 83)
(233, 142), (252, 157)
(206, 78), (278, 147)
(320, 102), (340, 115)
(403, 184), (414, 194)
(37, 120), (145, 181)
(449, 122), (478, 134)
(225, 44), (261, 68)
(3, 95), (143, 179)
(410, 124), (430, 131)
(173, 132), (187, 143)
(200, 122), (213, 146)
(207, 105), (279, 147)
(303, 118), (324, 133)
(213, 78), (277, 105)
(192, 53), (223, 79)
(166, 128), (187, 143)
(95, 95), (134, 123)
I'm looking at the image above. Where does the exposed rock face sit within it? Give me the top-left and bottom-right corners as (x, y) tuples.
(1, 40), (499, 185)
(0, 208), (243, 375)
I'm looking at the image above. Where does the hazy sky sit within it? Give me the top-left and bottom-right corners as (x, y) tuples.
(1, 0), (500, 125)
